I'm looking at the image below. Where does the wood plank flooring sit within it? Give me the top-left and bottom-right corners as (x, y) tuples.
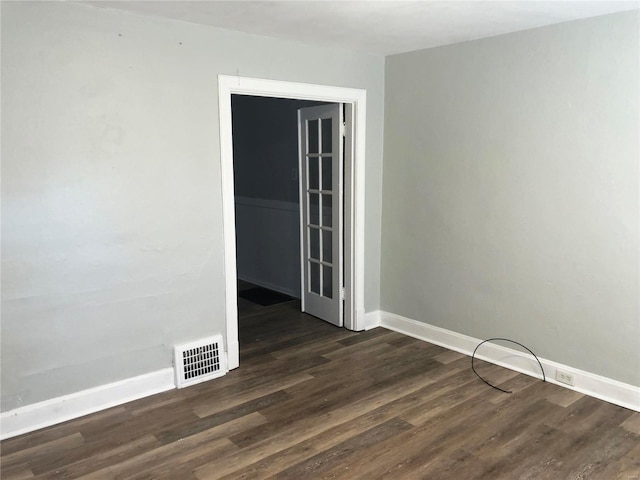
(2, 298), (639, 479)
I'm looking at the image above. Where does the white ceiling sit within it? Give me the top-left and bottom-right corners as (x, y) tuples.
(81, 1), (639, 55)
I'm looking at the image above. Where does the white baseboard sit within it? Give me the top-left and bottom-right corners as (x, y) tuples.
(379, 311), (640, 412)
(237, 274), (300, 299)
(363, 310), (381, 331)
(234, 196), (298, 213)
(227, 340), (240, 370)
(0, 368), (175, 440)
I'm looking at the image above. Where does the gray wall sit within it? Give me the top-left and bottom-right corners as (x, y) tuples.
(381, 11), (639, 386)
(0, 1), (384, 411)
(232, 96), (329, 297)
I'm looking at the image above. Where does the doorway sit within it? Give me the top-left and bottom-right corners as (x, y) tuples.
(218, 75), (367, 370)
(231, 95), (331, 301)
(232, 97), (343, 330)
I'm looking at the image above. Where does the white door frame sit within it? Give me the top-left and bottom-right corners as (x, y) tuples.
(218, 75), (367, 370)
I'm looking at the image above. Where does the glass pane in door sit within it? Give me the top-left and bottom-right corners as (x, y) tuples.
(322, 194), (332, 228)
(322, 156), (332, 191)
(310, 227), (320, 260)
(321, 118), (332, 154)
(322, 265), (333, 298)
(309, 193), (319, 226)
(308, 120), (319, 154)
(308, 157), (319, 190)
(322, 229), (332, 263)
(310, 262), (320, 294)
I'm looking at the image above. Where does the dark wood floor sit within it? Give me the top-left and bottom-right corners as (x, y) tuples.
(2, 298), (639, 479)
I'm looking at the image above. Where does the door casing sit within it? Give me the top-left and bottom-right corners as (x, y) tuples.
(218, 75), (367, 370)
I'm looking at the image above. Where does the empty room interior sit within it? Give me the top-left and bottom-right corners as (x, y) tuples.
(1, 1), (639, 478)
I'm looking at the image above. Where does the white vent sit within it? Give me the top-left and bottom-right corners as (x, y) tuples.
(174, 335), (227, 388)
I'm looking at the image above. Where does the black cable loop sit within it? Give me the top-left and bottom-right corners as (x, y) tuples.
(471, 338), (545, 394)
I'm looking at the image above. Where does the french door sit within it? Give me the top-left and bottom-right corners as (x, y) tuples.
(298, 104), (343, 327)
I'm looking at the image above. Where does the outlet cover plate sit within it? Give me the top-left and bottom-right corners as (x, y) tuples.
(555, 369), (575, 386)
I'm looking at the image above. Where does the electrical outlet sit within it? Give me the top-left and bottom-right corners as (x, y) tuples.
(555, 369), (575, 386)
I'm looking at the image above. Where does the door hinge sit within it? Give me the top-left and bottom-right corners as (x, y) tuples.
(341, 122), (346, 137)
(340, 286), (345, 300)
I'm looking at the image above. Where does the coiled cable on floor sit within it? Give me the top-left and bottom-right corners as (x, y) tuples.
(471, 338), (545, 394)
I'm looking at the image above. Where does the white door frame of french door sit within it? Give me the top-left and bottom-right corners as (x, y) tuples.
(218, 75), (367, 370)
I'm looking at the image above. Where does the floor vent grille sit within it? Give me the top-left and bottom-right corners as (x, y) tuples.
(174, 335), (226, 388)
